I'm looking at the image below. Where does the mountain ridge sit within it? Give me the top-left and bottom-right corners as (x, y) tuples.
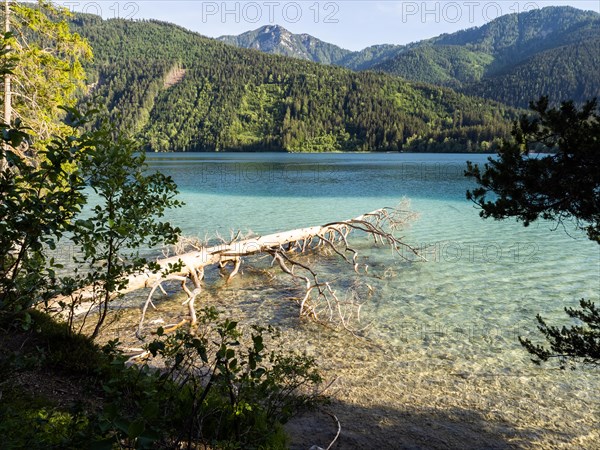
(218, 6), (600, 106)
(218, 24), (352, 65)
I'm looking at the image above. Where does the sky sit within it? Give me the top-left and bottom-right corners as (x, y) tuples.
(59, 1), (600, 50)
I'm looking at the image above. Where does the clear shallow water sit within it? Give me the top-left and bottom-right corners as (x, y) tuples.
(146, 152), (598, 321)
(139, 152), (599, 447)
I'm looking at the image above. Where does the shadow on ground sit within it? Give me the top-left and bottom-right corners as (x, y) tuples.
(285, 400), (566, 450)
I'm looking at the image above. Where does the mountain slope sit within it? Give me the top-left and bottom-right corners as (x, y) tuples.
(372, 45), (493, 89)
(71, 15), (515, 153)
(467, 35), (600, 108)
(431, 6), (598, 65)
(372, 6), (600, 104)
(218, 25), (351, 65)
(339, 44), (404, 71)
(220, 7), (600, 106)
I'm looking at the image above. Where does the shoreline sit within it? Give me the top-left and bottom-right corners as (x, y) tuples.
(145, 150), (502, 155)
(85, 280), (600, 449)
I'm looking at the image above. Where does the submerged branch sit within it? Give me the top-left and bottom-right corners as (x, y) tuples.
(51, 202), (422, 336)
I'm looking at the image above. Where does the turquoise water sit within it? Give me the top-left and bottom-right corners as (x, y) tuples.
(147, 151), (598, 318)
(141, 152), (599, 447)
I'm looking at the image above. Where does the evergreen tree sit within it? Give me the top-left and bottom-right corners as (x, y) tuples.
(466, 96), (600, 367)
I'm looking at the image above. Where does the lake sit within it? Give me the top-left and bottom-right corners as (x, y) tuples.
(137, 152), (599, 448)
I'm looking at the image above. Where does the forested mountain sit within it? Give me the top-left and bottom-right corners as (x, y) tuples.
(71, 15), (515, 153)
(339, 44), (404, 71)
(429, 6), (598, 66)
(372, 45), (493, 89)
(467, 32), (600, 107)
(218, 25), (351, 65)
(221, 6), (600, 107)
(401, 6), (600, 106)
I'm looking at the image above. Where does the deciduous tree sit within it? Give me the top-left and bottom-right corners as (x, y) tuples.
(1, 0), (91, 141)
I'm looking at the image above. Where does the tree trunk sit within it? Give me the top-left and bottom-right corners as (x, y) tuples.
(51, 205), (421, 334)
(1, 0), (11, 172)
(3, 0), (9, 122)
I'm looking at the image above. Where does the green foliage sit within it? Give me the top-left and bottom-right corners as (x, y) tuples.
(0, 104), (181, 337)
(339, 44), (402, 71)
(0, 117), (87, 316)
(1, 13), (318, 447)
(0, 311), (100, 449)
(373, 45), (493, 88)
(2, 0), (92, 140)
(0, 387), (91, 450)
(136, 308), (322, 448)
(519, 299), (600, 369)
(364, 7), (600, 107)
(66, 108), (182, 338)
(222, 6), (600, 110)
(68, 14), (515, 153)
(1, 309), (320, 449)
(0, 2), (95, 317)
(466, 96), (600, 243)
(469, 31), (600, 108)
(0, 311), (102, 383)
(434, 6), (598, 62)
(17, 309), (103, 373)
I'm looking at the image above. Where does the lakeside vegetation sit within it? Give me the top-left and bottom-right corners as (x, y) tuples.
(1, 4), (323, 448)
(466, 96), (600, 368)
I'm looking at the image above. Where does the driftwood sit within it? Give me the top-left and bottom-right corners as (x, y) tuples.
(53, 203), (421, 336)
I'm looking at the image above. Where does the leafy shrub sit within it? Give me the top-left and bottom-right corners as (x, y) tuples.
(0, 308), (322, 449)
(95, 307), (322, 449)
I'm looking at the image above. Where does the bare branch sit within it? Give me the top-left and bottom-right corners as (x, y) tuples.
(52, 203), (422, 337)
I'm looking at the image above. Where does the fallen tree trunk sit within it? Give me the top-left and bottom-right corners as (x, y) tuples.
(52, 203), (422, 335)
